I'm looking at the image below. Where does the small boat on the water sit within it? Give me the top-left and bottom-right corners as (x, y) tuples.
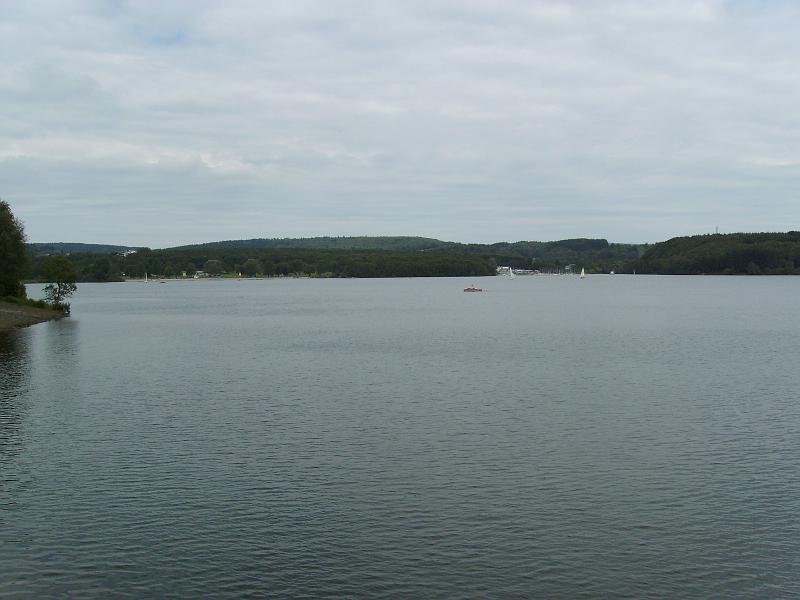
(580, 268), (586, 279)
(464, 286), (483, 292)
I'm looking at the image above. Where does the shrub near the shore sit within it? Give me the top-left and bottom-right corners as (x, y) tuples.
(1, 295), (52, 310)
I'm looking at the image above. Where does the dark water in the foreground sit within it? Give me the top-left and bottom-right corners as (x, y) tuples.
(1, 276), (799, 598)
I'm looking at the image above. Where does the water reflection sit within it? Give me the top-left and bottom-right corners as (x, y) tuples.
(33, 319), (81, 429)
(36, 317), (80, 361)
(0, 320), (79, 462)
(0, 331), (31, 465)
(1, 321), (79, 534)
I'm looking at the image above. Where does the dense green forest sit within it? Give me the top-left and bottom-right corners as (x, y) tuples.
(26, 247), (497, 281)
(25, 236), (644, 281)
(176, 235), (644, 267)
(163, 236), (644, 274)
(636, 232), (800, 275)
(455, 239), (644, 269)
(24, 232), (800, 281)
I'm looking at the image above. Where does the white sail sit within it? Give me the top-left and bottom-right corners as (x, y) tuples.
(580, 268), (585, 279)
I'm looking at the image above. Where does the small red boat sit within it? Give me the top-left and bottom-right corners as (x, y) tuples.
(463, 286), (483, 292)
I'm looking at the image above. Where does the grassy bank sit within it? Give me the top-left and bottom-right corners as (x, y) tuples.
(0, 297), (65, 330)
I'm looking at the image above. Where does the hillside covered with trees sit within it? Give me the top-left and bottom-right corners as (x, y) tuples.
(636, 232), (800, 274)
(25, 236), (644, 281)
(25, 246), (497, 281)
(172, 236), (449, 252)
(26, 232), (800, 281)
(175, 235), (644, 269)
(453, 238), (643, 272)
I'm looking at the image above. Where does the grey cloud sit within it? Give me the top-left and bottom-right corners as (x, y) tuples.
(2, 1), (799, 246)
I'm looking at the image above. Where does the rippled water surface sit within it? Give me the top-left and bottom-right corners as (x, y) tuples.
(2, 276), (799, 598)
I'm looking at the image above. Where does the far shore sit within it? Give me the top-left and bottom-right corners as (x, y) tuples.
(0, 301), (64, 331)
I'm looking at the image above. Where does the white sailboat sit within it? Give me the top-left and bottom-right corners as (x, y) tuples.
(509, 267), (515, 279)
(579, 267), (585, 279)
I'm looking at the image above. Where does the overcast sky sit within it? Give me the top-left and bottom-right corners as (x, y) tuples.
(2, 1), (799, 247)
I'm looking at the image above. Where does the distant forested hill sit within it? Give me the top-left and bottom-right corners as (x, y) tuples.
(455, 239), (645, 269)
(24, 236), (646, 281)
(637, 232), (800, 274)
(173, 236), (454, 252)
(26, 247), (497, 281)
(27, 242), (137, 255)
(172, 236), (644, 271)
(25, 233), (800, 280)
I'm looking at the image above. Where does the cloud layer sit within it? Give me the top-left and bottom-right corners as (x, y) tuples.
(2, 1), (799, 245)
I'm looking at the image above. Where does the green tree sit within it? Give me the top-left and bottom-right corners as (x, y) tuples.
(262, 260), (276, 276)
(204, 259), (224, 276)
(43, 255), (77, 312)
(242, 258), (262, 277)
(288, 258), (305, 274)
(91, 257), (112, 281)
(0, 200), (28, 297)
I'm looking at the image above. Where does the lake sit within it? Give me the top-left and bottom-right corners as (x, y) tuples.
(1, 276), (799, 598)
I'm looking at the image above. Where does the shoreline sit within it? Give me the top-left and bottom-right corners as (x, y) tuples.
(0, 301), (65, 331)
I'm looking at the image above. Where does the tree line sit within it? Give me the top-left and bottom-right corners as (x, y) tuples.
(25, 236), (646, 281)
(26, 246), (498, 281)
(635, 232), (800, 275)
(18, 220), (800, 282)
(173, 235), (645, 268)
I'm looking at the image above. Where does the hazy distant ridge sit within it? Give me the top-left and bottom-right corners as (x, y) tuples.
(171, 235), (644, 264)
(171, 236), (454, 252)
(27, 242), (138, 255)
